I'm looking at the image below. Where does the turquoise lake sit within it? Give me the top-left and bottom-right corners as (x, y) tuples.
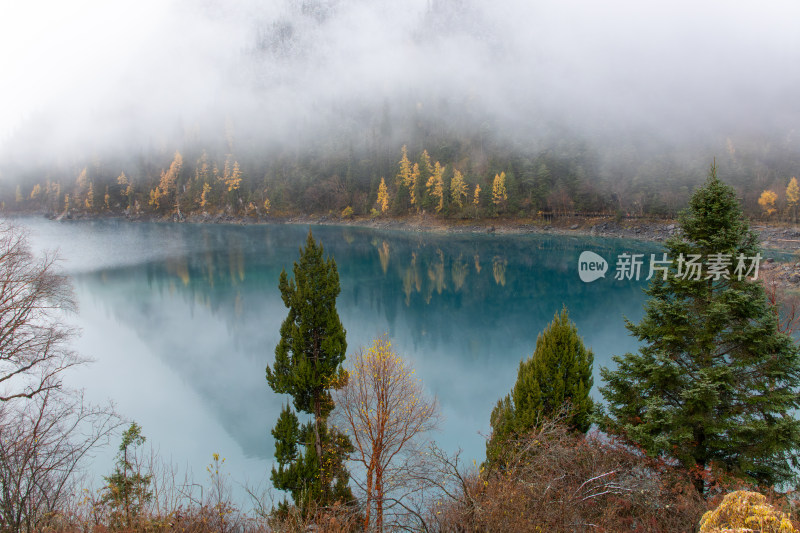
(20, 218), (666, 497)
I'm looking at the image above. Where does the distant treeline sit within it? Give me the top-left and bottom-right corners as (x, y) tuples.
(3, 129), (800, 221)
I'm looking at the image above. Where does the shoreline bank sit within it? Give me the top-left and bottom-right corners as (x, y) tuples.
(36, 210), (800, 252)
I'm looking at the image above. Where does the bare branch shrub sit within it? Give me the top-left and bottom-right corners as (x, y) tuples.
(0, 389), (119, 532)
(426, 411), (707, 532)
(0, 223), (123, 533)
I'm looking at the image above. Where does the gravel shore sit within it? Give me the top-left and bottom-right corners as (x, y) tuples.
(49, 210), (800, 252)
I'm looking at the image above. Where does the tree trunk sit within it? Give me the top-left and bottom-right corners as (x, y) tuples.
(692, 464), (706, 497)
(693, 426), (707, 497)
(364, 459), (374, 530)
(375, 464), (384, 532)
(312, 332), (325, 492)
(313, 397), (323, 478)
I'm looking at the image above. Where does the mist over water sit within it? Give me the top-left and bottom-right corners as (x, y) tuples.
(2, 0), (800, 167)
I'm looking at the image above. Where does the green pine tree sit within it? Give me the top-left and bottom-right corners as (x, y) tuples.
(102, 422), (152, 530)
(600, 163), (800, 495)
(488, 306), (594, 461)
(266, 230), (353, 511)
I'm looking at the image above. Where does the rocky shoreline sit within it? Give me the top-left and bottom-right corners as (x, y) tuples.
(47, 210), (800, 252)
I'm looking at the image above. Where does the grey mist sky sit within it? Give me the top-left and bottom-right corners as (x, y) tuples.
(2, 0), (800, 162)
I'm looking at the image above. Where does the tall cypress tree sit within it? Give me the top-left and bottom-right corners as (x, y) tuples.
(266, 230), (353, 510)
(600, 164), (800, 495)
(488, 306), (594, 461)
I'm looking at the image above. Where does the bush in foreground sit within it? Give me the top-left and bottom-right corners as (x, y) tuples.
(430, 411), (707, 532)
(699, 491), (797, 533)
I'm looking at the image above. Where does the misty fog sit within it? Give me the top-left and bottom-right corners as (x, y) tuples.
(2, 0), (800, 168)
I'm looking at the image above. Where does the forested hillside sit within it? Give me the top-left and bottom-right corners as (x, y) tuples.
(4, 126), (800, 222)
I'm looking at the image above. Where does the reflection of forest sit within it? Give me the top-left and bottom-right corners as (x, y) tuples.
(89, 226), (655, 370)
(74, 223), (659, 460)
(85, 224), (659, 356)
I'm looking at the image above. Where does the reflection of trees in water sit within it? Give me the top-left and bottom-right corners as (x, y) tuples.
(91, 226), (308, 338)
(402, 252), (420, 306)
(492, 256), (507, 286)
(452, 256), (468, 292)
(426, 250), (446, 303)
(81, 222), (660, 373)
(325, 226), (659, 357)
(378, 240), (390, 274)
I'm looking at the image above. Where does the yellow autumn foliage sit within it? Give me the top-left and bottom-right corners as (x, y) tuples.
(451, 169), (467, 208)
(426, 161), (445, 213)
(492, 172), (507, 207)
(376, 177), (389, 213)
(699, 491), (796, 533)
(787, 177), (800, 208)
(758, 190), (778, 217)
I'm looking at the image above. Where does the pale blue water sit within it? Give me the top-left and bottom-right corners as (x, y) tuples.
(19, 218), (666, 501)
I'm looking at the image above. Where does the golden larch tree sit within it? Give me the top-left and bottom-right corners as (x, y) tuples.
(426, 161), (445, 213)
(85, 183), (94, 211)
(450, 168), (467, 208)
(149, 188), (161, 209)
(149, 151), (183, 213)
(758, 189), (777, 218)
(333, 337), (439, 532)
(200, 183), (212, 209)
(409, 163), (420, 209)
(473, 184), (481, 207)
(76, 168), (88, 189)
(376, 177), (390, 214)
(492, 171), (508, 208)
(786, 177), (799, 222)
(397, 145), (413, 204)
(398, 145), (412, 185)
(73, 168), (88, 210)
(76, 168), (88, 195)
(224, 159), (242, 192)
(29, 184), (42, 201)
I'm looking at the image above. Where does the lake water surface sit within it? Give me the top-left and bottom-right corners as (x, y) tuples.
(20, 218), (662, 499)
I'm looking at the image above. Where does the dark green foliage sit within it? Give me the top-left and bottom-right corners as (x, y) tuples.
(266, 231), (353, 511)
(271, 404), (301, 497)
(268, 231), (347, 417)
(488, 306), (594, 461)
(600, 164), (800, 494)
(270, 404), (353, 512)
(102, 422), (152, 530)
